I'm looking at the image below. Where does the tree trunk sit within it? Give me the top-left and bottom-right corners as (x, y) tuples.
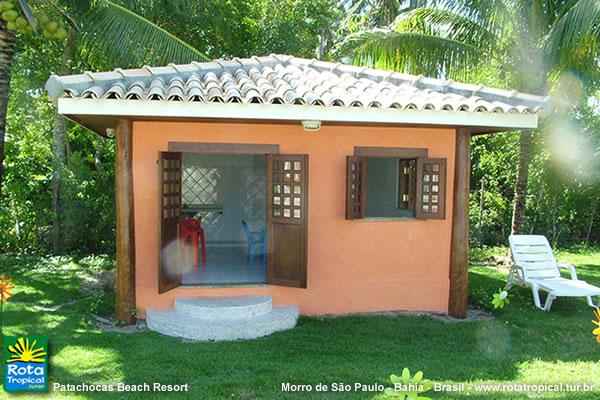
(586, 202), (597, 247)
(478, 178), (485, 244)
(51, 108), (67, 253)
(94, 136), (105, 173)
(51, 31), (75, 253)
(0, 21), (15, 197)
(511, 129), (533, 234)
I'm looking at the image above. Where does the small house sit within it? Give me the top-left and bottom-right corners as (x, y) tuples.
(46, 55), (546, 339)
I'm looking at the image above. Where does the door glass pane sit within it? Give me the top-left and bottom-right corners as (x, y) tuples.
(293, 209), (301, 218)
(293, 197), (301, 206)
(294, 161), (301, 170)
(294, 185), (301, 194)
(273, 196), (281, 205)
(283, 208), (291, 218)
(284, 197), (291, 206)
(284, 161), (292, 170)
(283, 185), (291, 194)
(273, 184), (281, 194)
(273, 208), (281, 217)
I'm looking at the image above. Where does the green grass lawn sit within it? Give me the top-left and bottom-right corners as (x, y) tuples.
(0, 249), (599, 399)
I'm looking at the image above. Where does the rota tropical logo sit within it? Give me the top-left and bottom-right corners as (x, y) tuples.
(4, 336), (48, 392)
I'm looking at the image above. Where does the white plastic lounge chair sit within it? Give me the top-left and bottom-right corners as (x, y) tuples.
(506, 235), (600, 311)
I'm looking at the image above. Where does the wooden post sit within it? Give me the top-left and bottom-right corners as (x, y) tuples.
(449, 127), (471, 318)
(115, 119), (136, 324)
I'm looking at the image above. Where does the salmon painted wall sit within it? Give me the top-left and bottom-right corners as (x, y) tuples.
(132, 120), (456, 316)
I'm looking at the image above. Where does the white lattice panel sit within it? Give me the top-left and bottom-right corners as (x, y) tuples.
(182, 154), (266, 243)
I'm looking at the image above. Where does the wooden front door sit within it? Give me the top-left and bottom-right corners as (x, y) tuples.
(266, 154), (308, 288)
(158, 151), (182, 293)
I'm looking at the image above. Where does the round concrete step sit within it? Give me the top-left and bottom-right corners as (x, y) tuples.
(175, 296), (272, 320)
(146, 305), (299, 341)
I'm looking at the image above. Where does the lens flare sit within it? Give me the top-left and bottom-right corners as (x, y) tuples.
(544, 117), (595, 182)
(160, 240), (194, 279)
(476, 320), (512, 359)
(550, 72), (584, 112)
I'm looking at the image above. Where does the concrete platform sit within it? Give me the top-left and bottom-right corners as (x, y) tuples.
(146, 295), (299, 341)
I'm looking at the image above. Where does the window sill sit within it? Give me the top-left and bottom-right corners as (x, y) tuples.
(361, 217), (417, 222)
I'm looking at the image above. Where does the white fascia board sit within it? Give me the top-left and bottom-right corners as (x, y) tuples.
(57, 98), (539, 129)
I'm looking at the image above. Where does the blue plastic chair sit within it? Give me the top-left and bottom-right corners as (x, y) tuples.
(242, 220), (266, 266)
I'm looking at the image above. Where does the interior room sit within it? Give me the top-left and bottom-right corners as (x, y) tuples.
(180, 153), (267, 285)
(365, 156), (416, 219)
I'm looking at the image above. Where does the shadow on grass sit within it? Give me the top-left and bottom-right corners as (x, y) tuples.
(1, 253), (599, 399)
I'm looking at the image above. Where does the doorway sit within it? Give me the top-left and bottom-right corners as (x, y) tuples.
(180, 153), (267, 285)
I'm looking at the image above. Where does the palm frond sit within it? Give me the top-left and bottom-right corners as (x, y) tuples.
(433, 0), (515, 35)
(545, 0), (600, 77)
(367, 0), (402, 27)
(18, 0), (37, 30)
(333, 28), (486, 79)
(393, 7), (501, 57)
(80, 0), (208, 67)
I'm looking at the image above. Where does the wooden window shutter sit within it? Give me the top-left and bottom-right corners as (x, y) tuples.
(346, 156), (366, 219)
(158, 151), (182, 293)
(415, 157), (447, 220)
(398, 159), (417, 210)
(267, 154), (308, 288)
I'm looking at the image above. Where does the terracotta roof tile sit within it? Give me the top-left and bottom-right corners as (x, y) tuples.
(46, 54), (549, 114)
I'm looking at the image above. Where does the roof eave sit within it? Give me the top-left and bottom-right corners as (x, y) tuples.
(57, 98), (539, 135)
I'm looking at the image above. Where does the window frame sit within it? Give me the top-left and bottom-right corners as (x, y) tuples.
(347, 147), (447, 221)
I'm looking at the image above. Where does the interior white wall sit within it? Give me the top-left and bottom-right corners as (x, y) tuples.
(365, 157), (413, 218)
(182, 154), (266, 245)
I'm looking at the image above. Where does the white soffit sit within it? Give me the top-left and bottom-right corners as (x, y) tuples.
(58, 98), (538, 129)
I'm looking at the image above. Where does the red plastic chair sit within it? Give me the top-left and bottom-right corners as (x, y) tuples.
(180, 218), (206, 268)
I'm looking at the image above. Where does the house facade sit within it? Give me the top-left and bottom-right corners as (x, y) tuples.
(46, 55), (547, 323)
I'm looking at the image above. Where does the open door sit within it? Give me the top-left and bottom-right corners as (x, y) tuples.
(158, 151), (182, 293)
(267, 154), (308, 288)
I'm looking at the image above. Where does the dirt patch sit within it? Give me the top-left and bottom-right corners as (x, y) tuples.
(92, 314), (147, 333)
(328, 307), (493, 323)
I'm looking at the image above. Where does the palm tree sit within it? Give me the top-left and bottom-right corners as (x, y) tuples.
(0, 0), (208, 197)
(335, 0), (600, 233)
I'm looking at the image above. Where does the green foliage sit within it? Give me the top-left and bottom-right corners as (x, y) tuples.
(470, 96), (600, 247)
(491, 288), (509, 309)
(128, 0), (341, 60)
(0, 40), (117, 253)
(0, 0), (340, 254)
(385, 368), (433, 399)
(88, 290), (114, 316)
